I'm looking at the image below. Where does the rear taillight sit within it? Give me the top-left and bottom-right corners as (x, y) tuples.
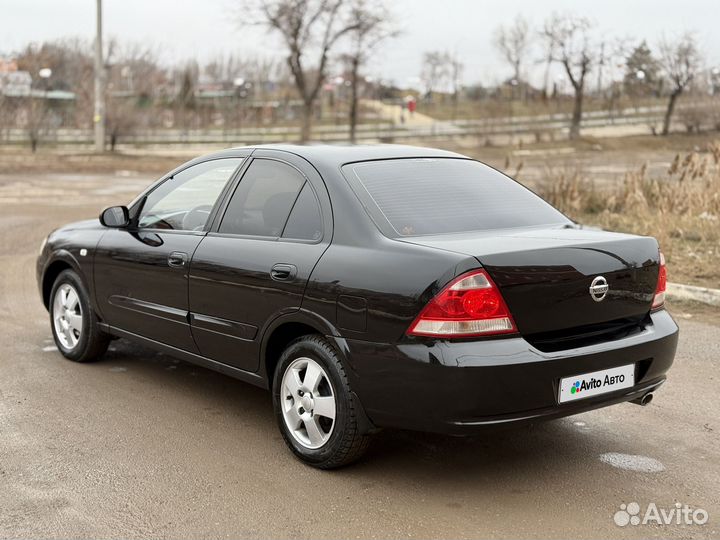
(407, 269), (517, 338)
(652, 251), (667, 310)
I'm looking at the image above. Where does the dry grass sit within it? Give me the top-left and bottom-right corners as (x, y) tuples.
(539, 141), (720, 289)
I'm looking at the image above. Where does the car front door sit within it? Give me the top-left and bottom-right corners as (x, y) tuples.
(188, 151), (331, 372)
(94, 157), (246, 352)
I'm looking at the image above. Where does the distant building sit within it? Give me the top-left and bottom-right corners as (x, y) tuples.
(0, 71), (32, 96)
(0, 58), (19, 72)
(494, 78), (542, 101)
(0, 57), (32, 96)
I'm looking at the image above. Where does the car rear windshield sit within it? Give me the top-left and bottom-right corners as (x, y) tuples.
(343, 158), (569, 236)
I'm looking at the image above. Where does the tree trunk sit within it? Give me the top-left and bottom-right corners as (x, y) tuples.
(300, 101), (313, 142)
(349, 57), (359, 144)
(541, 56), (552, 102)
(569, 86), (584, 140)
(662, 90), (681, 136)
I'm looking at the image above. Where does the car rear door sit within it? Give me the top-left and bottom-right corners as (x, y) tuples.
(188, 150), (332, 372)
(94, 157), (246, 352)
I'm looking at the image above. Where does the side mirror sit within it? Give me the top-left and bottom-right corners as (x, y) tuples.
(99, 206), (130, 228)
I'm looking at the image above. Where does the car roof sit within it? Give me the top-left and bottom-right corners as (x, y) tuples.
(203, 143), (469, 168)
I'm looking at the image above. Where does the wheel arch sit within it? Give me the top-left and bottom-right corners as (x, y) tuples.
(260, 309), (342, 387)
(41, 252), (82, 308)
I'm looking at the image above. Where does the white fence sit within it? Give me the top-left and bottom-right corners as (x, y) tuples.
(0, 101), (713, 146)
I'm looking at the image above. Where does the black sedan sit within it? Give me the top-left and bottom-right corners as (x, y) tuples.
(37, 144), (678, 468)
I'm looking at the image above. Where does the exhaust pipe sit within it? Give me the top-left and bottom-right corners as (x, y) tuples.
(631, 392), (654, 406)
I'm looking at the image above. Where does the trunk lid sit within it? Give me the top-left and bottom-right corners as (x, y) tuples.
(400, 227), (661, 348)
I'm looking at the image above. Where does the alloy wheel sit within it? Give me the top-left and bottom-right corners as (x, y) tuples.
(53, 283), (83, 350)
(281, 357), (337, 449)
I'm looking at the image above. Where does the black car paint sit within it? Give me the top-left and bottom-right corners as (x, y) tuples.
(186, 150), (333, 372)
(400, 228), (661, 338)
(342, 309), (676, 433)
(37, 144), (679, 434)
(94, 228), (207, 353)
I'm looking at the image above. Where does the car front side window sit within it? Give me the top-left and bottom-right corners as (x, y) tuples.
(138, 158), (243, 231)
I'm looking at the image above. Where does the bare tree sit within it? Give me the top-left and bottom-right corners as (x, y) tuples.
(104, 40), (160, 150)
(420, 51), (450, 98)
(449, 52), (464, 119)
(175, 61), (199, 130)
(658, 33), (702, 136)
(240, 0), (360, 141)
(244, 57), (283, 126)
(16, 40), (95, 128)
(342, 0), (397, 142)
(204, 53), (248, 85)
(494, 15), (531, 83)
(15, 45), (59, 151)
(21, 95), (52, 152)
(538, 33), (554, 100)
(0, 93), (9, 142)
(202, 53), (249, 130)
(542, 14), (597, 139)
(105, 96), (137, 151)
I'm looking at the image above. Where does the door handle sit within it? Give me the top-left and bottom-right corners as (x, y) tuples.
(271, 263), (297, 282)
(168, 251), (188, 268)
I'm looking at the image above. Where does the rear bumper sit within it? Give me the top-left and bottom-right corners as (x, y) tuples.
(340, 310), (678, 435)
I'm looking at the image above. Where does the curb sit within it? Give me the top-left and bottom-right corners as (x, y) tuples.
(666, 282), (720, 307)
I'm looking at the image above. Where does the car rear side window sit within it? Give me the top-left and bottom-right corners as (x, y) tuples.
(219, 159), (305, 237)
(282, 183), (323, 241)
(343, 158), (569, 236)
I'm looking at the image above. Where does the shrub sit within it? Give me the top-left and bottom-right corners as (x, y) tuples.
(538, 142), (720, 287)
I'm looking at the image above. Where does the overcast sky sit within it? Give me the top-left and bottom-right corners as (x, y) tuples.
(3, 0), (719, 87)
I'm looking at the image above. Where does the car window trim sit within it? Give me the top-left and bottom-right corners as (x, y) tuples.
(203, 230), (322, 245)
(276, 180), (305, 239)
(128, 228), (207, 236)
(210, 156), (325, 244)
(130, 156), (249, 234)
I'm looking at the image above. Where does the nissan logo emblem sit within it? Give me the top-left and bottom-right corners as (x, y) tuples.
(589, 276), (609, 302)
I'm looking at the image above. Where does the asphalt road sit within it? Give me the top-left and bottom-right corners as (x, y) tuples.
(1, 171), (719, 539)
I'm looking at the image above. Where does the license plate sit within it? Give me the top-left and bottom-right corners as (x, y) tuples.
(558, 364), (635, 403)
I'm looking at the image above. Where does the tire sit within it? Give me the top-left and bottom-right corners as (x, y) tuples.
(49, 269), (110, 363)
(272, 335), (371, 469)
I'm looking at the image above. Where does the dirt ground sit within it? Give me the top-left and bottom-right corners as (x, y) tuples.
(0, 141), (719, 539)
